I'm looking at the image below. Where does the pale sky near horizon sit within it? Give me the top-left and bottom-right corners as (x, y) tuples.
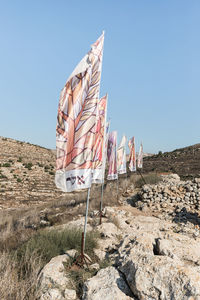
(0, 0), (199, 154)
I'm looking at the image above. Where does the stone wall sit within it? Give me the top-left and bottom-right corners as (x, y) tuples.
(134, 174), (200, 225)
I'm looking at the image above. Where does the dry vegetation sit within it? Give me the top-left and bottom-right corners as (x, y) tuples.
(0, 136), (169, 299)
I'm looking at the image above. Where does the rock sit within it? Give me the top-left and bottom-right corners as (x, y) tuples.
(82, 266), (134, 300)
(38, 252), (77, 300)
(89, 263), (100, 271)
(120, 254), (200, 300)
(40, 288), (65, 300)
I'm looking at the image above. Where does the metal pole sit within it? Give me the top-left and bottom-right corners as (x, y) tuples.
(99, 182), (104, 224)
(138, 168), (146, 184)
(83, 187), (91, 253)
(125, 172), (128, 192)
(100, 183), (104, 212)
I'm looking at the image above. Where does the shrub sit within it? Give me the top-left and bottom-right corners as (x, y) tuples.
(24, 162), (33, 170)
(17, 178), (22, 183)
(49, 171), (55, 175)
(66, 257), (112, 297)
(0, 174), (7, 179)
(2, 163), (11, 167)
(17, 157), (22, 162)
(16, 228), (99, 266)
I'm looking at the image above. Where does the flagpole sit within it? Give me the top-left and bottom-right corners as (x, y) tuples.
(125, 171), (128, 192)
(99, 182), (104, 225)
(83, 187), (91, 253)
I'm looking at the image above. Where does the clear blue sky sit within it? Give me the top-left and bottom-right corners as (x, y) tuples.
(0, 0), (199, 153)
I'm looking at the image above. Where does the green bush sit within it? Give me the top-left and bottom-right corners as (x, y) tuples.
(49, 171), (55, 175)
(17, 157), (22, 162)
(3, 163), (11, 167)
(24, 162), (33, 170)
(17, 178), (22, 183)
(16, 228), (99, 266)
(0, 174), (7, 179)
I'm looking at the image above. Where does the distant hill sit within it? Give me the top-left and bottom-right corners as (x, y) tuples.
(143, 143), (200, 179)
(0, 136), (66, 209)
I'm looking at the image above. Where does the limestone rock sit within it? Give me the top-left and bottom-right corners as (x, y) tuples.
(82, 266), (134, 300)
(38, 251), (77, 300)
(121, 253), (200, 300)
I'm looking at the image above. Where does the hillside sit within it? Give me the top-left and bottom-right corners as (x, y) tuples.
(143, 143), (200, 179)
(0, 136), (66, 209)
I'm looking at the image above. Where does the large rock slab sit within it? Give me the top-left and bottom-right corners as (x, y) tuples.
(113, 215), (200, 300)
(82, 266), (135, 300)
(38, 251), (77, 300)
(121, 253), (200, 300)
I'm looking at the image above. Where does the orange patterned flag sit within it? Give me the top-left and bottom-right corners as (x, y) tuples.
(107, 131), (118, 180)
(92, 94), (108, 184)
(128, 136), (136, 172)
(117, 135), (127, 174)
(55, 33), (104, 192)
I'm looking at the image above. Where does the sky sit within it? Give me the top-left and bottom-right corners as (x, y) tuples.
(0, 0), (199, 154)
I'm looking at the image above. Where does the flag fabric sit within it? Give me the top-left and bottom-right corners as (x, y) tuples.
(138, 143), (143, 169)
(92, 94), (108, 184)
(55, 32), (104, 192)
(107, 131), (118, 180)
(117, 135), (127, 174)
(128, 136), (136, 172)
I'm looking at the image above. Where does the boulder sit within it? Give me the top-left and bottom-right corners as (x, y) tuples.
(82, 266), (134, 300)
(38, 250), (77, 300)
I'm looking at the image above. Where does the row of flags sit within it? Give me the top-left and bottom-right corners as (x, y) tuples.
(107, 133), (143, 180)
(55, 32), (143, 193)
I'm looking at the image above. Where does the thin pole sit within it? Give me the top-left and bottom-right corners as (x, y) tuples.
(83, 187), (91, 253)
(100, 182), (104, 212)
(125, 172), (128, 192)
(117, 177), (119, 199)
(138, 168), (146, 185)
(99, 182), (104, 225)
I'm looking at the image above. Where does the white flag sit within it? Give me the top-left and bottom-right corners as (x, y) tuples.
(55, 33), (104, 192)
(117, 135), (127, 174)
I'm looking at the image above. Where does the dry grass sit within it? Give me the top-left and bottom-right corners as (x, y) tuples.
(0, 250), (42, 300)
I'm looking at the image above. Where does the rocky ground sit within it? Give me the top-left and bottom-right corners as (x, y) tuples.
(38, 175), (200, 300)
(1, 137), (200, 299)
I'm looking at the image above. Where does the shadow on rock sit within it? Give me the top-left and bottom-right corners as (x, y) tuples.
(173, 207), (200, 227)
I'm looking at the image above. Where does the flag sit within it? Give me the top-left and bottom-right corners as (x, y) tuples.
(92, 94), (108, 184)
(128, 136), (136, 172)
(117, 135), (127, 174)
(107, 131), (118, 180)
(55, 32), (104, 192)
(138, 143), (143, 169)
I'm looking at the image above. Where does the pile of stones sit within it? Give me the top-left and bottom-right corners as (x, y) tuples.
(135, 174), (200, 223)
